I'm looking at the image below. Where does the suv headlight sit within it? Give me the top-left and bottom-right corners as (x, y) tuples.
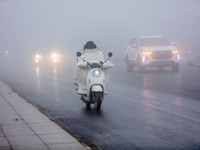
(92, 69), (102, 77)
(142, 51), (152, 55)
(171, 50), (179, 54)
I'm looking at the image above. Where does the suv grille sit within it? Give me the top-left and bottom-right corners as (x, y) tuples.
(151, 51), (173, 59)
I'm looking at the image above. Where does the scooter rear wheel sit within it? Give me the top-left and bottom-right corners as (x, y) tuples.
(85, 101), (91, 108)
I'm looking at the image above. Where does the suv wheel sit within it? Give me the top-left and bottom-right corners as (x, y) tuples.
(137, 57), (146, 73)
(172, 64), (179, 72)
(126, 56), (133, 72)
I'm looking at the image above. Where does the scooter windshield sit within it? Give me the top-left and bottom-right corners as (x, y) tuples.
(90, 63), (101, 68)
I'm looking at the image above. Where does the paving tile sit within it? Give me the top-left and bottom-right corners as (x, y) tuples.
(0, 137), (10, 147)
(0, 110), (17, 118)
(10, 104), (34, 111)
(39, 133), (77, 144)
(11, 101), (35, 107)
(11, 144), (49, 150)
(0, 100), (9, 107)
(0, 106), (13, 112)
(17, 108), (44, 116)
(2, 124), (35, 137)
(0, 146), (12, 150)
(0, 127), (5, 137)
(14, 106), (37, 111)
(0, 116), (24, 125)
(48, 143), (88, 150)
(29, 122), (66, 135)
(0, 113), (20, 120)
(5, 94), (26, 103)
(0, 132), (4, 137)
(0, 100), (8, 106)
(21, 113), (49, 120)
(24, 116), (52, 124)
(8, 135), (44, 146)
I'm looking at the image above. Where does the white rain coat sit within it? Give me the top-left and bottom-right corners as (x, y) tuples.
(73, 48), (106, 94)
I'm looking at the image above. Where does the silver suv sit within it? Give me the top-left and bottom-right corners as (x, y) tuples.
(125, 36), (180, 72)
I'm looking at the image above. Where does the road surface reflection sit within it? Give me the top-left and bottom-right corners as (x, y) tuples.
(35, 66), (41, 91)
(53, 65), (58, 97)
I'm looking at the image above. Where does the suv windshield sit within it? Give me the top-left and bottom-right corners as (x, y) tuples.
(139, 37), (170, 47)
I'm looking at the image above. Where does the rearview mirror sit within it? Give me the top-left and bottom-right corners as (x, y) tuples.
(76, 52), (81, 57)
(108, 52), (113, 57)
(131, 44), (137, 48)
(171, 42), (176, 46)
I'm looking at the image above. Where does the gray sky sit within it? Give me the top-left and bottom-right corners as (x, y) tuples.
(0, 0), (200, 55)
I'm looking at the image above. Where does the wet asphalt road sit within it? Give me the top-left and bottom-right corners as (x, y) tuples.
(0, 56), (200, 150)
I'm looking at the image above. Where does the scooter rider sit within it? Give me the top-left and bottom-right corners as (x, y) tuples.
(73, 41), (105, 94)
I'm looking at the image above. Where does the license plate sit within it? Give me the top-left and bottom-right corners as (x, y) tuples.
(157, 59), (168, 62)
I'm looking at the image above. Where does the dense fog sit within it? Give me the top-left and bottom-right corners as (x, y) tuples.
(0, 0), (200, 57)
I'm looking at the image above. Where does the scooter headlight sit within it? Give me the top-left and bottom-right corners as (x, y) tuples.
(93, 69), (102, 77)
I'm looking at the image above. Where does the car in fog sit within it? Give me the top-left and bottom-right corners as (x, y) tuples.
(34, 52), (60, 65)
(125, 35), (180, 72)
(0, 50), (9, 56)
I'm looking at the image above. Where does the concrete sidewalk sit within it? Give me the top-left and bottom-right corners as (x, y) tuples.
(0, 81), (91, 150)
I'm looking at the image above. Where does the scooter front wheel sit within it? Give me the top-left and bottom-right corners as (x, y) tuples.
(94, 92), (103, 111)
(85, 101), (91, 108)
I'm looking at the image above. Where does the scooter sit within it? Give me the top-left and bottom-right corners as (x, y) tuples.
(76, 52), (114, 111)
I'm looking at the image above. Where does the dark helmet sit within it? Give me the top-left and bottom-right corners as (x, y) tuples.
(84, 41), (97, 50)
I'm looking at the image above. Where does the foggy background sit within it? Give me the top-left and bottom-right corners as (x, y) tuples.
(0, 0), (200, 58)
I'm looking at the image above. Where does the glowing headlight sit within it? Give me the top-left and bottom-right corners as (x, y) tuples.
(172, 50), (179, 54)
(93, 69), (102, 77)
(52, 53), (57, 58)
(35, 54), (41, 63)
(35, 54), (41, 59)
(51, 53), (58, 62)
(142, 51), (152, 55)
